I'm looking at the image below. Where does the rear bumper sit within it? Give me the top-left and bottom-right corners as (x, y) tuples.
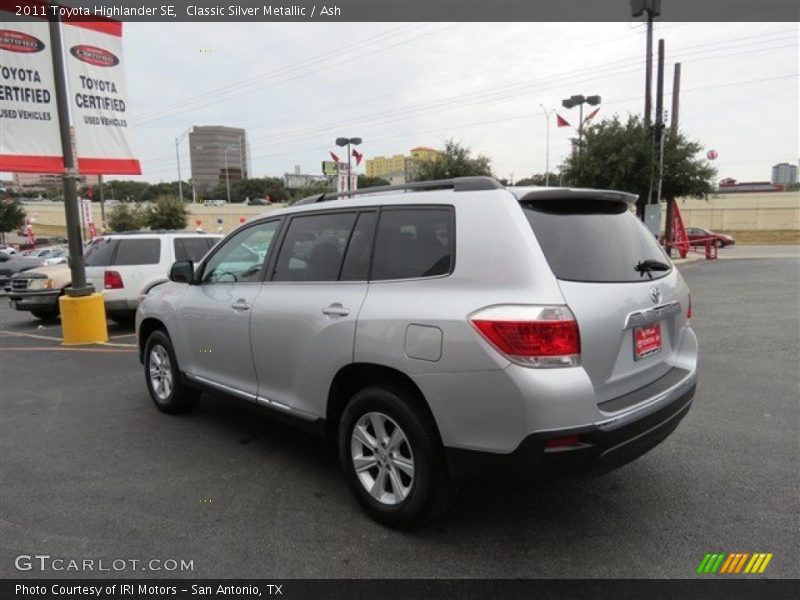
(8, 290), (61, 312)
(446, 382), (695, 482)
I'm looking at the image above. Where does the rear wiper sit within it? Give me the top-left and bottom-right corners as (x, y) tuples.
(634, 259), (670, 279)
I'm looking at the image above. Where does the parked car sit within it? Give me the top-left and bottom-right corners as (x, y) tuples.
(0, 243), (17, 256)
(136, 177), (698, 528)
(204, 199), (226, 207)
(7, 263), (70, 321)
(85, 231), (222, 324)
(1, 250), (67, 291)
(685, 227), (735, 247)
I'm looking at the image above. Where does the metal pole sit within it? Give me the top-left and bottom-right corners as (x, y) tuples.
(644, 9), (653, 127)
(347, 141), (352, 191)
(98, 174), (105, 225)
(653, 38), (665, 205)
(176, 136), (183, 202)
(224, 148), (231, 203)
(540, 105), (550, 186)
(670, 63), (681, 134)
(578, 102), (584, 152)
(48, 4), (90, 296)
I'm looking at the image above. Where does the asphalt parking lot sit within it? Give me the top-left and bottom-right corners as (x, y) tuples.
(1, 255), (798, 579)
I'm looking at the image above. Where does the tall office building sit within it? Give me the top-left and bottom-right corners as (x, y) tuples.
(770, 162), (797, 186)
(189, 126), (248, 195)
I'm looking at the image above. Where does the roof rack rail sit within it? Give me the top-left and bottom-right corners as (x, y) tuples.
(293, 176), (503, 206)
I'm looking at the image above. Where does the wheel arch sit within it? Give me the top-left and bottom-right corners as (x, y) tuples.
(138, 317), (168, 363)
(326, 362), (442, 443)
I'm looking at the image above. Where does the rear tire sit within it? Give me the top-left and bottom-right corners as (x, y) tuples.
(143, 329), (199, 414)
(338, 385), (454, 529)
(31, 309), (59, 321)
(109, 312), (135, 326)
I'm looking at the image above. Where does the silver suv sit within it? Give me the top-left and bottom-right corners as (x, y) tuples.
(136, 177), (697, 528)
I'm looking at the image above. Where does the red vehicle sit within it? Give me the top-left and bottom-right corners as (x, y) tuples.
(685, 227), (735, 248)
(661, 227), (735, 248)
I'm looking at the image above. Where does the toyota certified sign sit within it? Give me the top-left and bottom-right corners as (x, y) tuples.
(0, 30), (45, 53)
(69, 44), (119, 68)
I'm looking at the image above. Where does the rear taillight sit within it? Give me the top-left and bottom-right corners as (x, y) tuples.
(470, 305), (580, 368)
(104, 270), (124, 290)
(687, 293), (692, 319)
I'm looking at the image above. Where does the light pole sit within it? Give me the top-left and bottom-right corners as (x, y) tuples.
(561, 94), (601, 153)
(335, 136), (362, 191)
(539, 104), (553, 186)
(175, 127), (191, 202)
(223, 144), (238, 204)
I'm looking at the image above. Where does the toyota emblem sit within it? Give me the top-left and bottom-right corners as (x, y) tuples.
(649, 286), (662, 304)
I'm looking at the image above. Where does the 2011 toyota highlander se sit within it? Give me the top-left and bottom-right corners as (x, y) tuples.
(136, 177), (698, 528)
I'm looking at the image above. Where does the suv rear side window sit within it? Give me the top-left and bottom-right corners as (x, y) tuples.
(174, 237), (217, 263)
(272, 212), (357, 282)
(84, 238), (118, 266)
(522, 199), (670, 283)
(371, 208), (453, 281)
(114, 239), (161, 266)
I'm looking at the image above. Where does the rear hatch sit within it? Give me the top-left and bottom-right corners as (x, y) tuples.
(518, 190), (690, 406)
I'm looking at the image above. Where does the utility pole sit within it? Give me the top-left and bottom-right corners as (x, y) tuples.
(654, 38), (666, 205)
(48, 4), (90, 296)
(631, 1), (661, 127)
(665, 62), (682, 255)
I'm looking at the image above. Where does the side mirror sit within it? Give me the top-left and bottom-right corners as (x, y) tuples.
(169, 260), (196, 284)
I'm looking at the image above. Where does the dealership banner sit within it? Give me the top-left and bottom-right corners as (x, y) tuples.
(0, 8), (64, 173)
(62, 19), (140, 174)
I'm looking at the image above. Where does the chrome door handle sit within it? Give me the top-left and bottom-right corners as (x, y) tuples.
(231, 300), (251, 311)
(322, 303), (350, 317)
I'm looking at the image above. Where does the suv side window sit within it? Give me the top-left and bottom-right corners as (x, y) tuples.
(84, 238), (118, 266)
(371, 208), (453, 280)
(340, 211), (377, 281)
(272, 212), (357, 282)
(202, 221), (279, 284)
(114, 239), (160, 265)
(174, 237), (217, 263)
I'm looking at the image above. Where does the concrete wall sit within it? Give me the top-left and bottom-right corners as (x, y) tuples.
(669, 191), (799, 230)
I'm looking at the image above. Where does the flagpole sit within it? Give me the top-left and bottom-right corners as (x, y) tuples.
(539, 104), (551, 186)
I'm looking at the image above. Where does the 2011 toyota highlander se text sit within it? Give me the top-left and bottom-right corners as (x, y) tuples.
(136, 177), (698, 528)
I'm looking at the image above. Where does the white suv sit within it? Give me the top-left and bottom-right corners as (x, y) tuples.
(85, 231), (221, 323)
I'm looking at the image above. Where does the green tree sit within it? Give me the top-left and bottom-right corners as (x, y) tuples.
(357, 175), (390, 188)
(107, 202), (146, 232)
(515, 173), (559, 187)
(208, 177), (290, 204)
(0, 197), (26, 241)
(145, 195), (189, 230)
(413, 140), (493, 181)
(560, 115), (716, 217)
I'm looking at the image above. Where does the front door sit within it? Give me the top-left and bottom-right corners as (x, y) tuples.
(178, 219), (281, 398)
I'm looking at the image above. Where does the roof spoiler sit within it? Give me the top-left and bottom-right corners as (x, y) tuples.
(294, 176), (503, 206)
(513, 188), (638, 205)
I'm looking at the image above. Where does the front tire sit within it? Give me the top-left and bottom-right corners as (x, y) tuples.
(144, 330), (199, 414)
(338, 385), (453, 529)
(31, 309), (59, 321)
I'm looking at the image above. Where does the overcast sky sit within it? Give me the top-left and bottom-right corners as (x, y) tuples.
(27, 21), (800, 184)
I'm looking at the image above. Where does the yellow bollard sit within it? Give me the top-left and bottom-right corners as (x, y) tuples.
(59, 293), (109, 345)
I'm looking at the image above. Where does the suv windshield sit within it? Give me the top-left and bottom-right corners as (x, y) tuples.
(522, 198), (671, 283)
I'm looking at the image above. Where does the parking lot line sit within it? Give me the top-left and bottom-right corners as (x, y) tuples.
(0, 346), (135, 353)
(0, 329), (137, 348)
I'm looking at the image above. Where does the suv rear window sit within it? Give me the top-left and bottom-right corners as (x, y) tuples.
(84, 238), (118, 266)
(522, 199), (670, 283)
(371, 208), (453, 280)
(174, 237), (217, 263)
(114, 239), (161, 266)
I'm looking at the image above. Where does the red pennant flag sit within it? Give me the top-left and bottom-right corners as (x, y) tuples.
(583, 107), (600, 124)
(352, 148), (363, 166)
(556, 114), (571, 128)
(329, 151), (340, 163)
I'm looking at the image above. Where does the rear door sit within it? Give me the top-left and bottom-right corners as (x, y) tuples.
(250, 210), (373, 418)
(521, 196), (690, 403)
